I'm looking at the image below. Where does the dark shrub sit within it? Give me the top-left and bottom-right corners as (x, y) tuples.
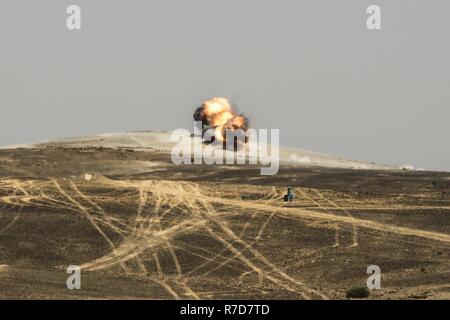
(346, 287), (370, 299)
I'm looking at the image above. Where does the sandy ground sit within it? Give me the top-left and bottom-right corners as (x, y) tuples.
(0, 132), (449, 299)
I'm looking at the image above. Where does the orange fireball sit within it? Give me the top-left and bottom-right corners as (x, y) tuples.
(194, 97), (249, 144)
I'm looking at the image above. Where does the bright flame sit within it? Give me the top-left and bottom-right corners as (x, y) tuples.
(202, 97), (234, 132)
(194, 97), (249, 144)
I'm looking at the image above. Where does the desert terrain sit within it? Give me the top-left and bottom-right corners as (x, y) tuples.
(0, 131), (449, 299)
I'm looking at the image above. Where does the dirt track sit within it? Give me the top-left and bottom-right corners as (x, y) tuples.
(0, 147), (449, 299)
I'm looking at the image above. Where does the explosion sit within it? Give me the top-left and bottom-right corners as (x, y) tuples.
(193, 97), (249, 147)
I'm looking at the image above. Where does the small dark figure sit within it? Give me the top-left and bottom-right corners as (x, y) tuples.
(284, 187), (294, 202)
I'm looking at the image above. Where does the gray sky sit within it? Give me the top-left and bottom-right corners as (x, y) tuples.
(1, 0), (449, 171)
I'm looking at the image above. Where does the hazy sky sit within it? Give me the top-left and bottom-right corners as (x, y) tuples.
(1, 1), (449, 171)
